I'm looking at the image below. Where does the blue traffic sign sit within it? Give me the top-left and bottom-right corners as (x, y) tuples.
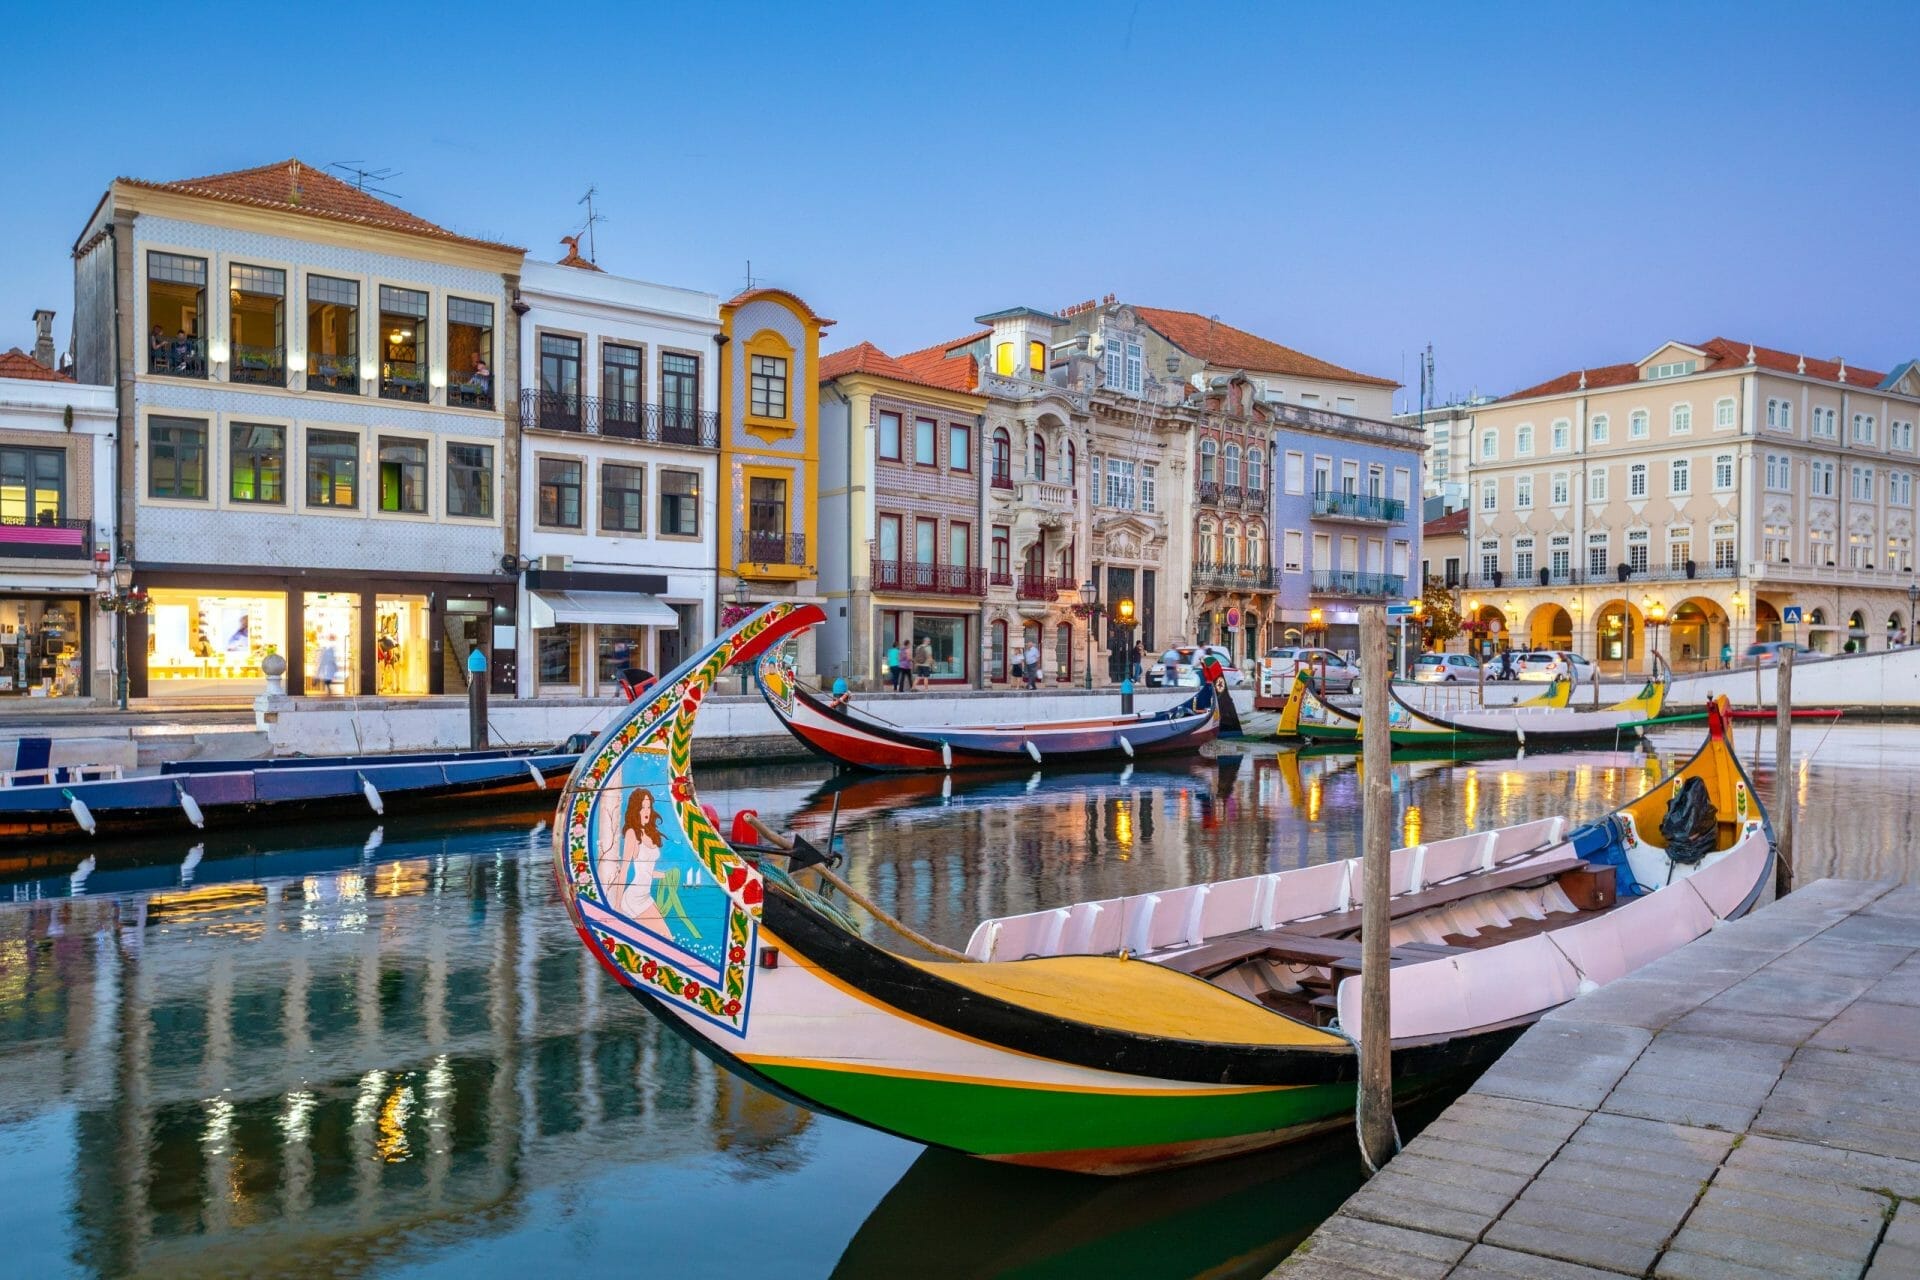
(1386, 604), (1415, 617)
(1782, 605), (1804, 624)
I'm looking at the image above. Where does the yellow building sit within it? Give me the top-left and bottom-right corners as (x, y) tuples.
(718, 288), (830, 674)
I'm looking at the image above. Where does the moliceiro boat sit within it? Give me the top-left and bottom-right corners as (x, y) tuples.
(553, 604), (1773, 1176)
(754, 639), (1222, 771)
(1379, 664), (1668, 747)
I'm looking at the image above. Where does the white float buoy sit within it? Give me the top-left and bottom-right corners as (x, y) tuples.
(62, 789), (96, 835)
(175, 784), (205, 829)
(526, 759), (547, 789)
(358, 773), (385, 815)
(1024, 740), (1042, 764)
(940, 740), (953, 771)
(1117, 735), (1134, 758)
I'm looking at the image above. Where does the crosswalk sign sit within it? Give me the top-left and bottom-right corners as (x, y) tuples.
(1782, 605), (1803, 624)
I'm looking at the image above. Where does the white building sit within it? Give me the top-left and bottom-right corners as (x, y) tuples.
(1395, 396), (1491, 507)
(515, 254), (720, 696)
(0, 325), (116, 701)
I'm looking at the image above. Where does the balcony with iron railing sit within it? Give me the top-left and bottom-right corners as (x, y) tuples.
(521, 390), (721, 448)
(1015, 573), (1074, 602)
(1311, 489), (1406, 524)
(871, 557), (986, 597)
(989, 568), (1015, 587)
(381, 359), (429, 403)
(1195, 480), (1221, 505)
(990, 469), (1015, 491)
(1451, 562), (1743, 594)
(1311, 570), (1406, 598)
(0, 517), (91, 561)
(230, 343), (285, 388)
(307, 352), (359, 394)
(737, 530), (808, 568)
(1192, 561), (1281, 591)
(147, 338), (207, 379)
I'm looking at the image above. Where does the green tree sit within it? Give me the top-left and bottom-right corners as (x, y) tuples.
(1420, 577), (1462, 648)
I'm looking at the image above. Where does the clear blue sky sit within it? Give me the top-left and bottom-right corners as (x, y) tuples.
(4, 2), (1916, 404)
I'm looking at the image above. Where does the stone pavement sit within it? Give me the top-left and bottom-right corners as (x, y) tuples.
(1271, 878), (1920, 1279)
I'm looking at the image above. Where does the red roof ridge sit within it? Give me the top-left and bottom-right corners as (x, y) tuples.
(1133, 305), (1398, 388)
(820, 340), (979, 395)
(1502, 337), (1890, 402)
(0, 348), (73, 382)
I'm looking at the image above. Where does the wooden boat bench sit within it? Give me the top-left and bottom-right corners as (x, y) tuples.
(1286, 850), (1592, 939)
(1161, 930), (1468, 980)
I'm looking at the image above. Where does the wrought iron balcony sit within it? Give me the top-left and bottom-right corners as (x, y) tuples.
(307, 352), (359, 395)
(1192, 561), (1280, 591)
(147, 337), (206, 379)
(1244, 487), (1266, 510)
(990, 470), (1015, 491)
(1311, 570), (1406, 598)
(1311, 490), (1406, 523)
(1015, 574), (1072, 601)
(381, 358), (429, 403)
(738, 531), (807, 566)
(989, 569), (1015, 587)
(0, 517), (90, 560)
(520, 390), (720, 448)
(871, 557), (986, 597)
(1195, 480), (1221, 505)
(230, 343), (285, 387)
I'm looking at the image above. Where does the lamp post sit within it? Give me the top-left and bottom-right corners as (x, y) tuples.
(98, 558), (148, 711)
(729, 580), (752, 692)
(1116, 597), (1136, 681)
(1906, 581), (1918, 649)
(1406, 597), (1426, 677)
(1643, 596), (1669, 672)
(1730, 590), (1746, 664)
(1071, 577), (1100, 689)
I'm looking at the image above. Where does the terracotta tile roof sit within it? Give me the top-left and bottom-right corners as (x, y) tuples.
(0, 349), (71, 382)
(901, 329), (992, 360)
(1502, 338), (1890, 402)
(1133, 306), (1398, 388)
(117, 159), (523, 254)
(1423, 508), (1469, 538)
(556, 235), (603, 271)
(820, 340), (979, 396)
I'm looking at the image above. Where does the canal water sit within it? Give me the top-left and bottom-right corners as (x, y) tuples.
(1, 722), (1914, 1279)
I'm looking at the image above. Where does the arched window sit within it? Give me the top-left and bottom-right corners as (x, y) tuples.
(1224, 443), (1242, 487)
(1247, 447), (1264, 493)
(1223, 520), (1241, 566)
(1031, 435), (1047, 482)
(1516, 424), (1534, 455)
(1200, 439), (1218, 484)
(991, 429), (1011, 484)
(1245, 525), (1263, 568)
(1064, 439), (1076, 488)
(1199, 521), (1216, 564)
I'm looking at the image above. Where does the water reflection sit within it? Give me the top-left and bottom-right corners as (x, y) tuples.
(1, 728), (1913, 1278)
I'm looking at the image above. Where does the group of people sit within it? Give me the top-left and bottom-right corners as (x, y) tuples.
(884, 637), (937, 691)
(148, 325), (202, 375)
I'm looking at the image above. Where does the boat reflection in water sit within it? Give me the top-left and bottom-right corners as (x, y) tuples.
(0, 825), (810, 1279)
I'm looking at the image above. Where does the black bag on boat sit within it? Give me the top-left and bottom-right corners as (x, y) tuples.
(1660, 777), (1718, 865)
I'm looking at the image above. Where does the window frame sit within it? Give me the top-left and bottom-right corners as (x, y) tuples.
(444, 440), (496, 522)
(227, 421), (287, 506)
(878, 410), (902, 461)
(750, 352), (790, 420)
(536, 454), (586, 530)
(146, 414), (211, 503)
(600, 460), (647, 534)
(913, 416), (937, 468)
(374, 433), (431, 517)
(303, 425), (362, 512)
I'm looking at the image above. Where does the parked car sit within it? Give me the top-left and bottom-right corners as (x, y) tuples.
(1148, 645), (1248, 689)
(1260, 646), (1358, 695)
(1512, 650), (1596, 684)
(1413, 653), (1483, 683)
(1744, 641), (1824, 665)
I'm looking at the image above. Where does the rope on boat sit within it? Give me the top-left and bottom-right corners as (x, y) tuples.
(1324, 1018), (1402, 1175)
(743, 814), (979, 963)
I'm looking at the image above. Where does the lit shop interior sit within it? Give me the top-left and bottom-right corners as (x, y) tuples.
(0, 596), (88, 697)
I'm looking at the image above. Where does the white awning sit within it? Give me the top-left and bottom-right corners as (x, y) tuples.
(529, 590), (679, 629)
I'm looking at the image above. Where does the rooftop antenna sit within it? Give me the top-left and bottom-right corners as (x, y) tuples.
(327, 161), (405, 201)
(744, 259), (758, 291)
(576, 186), (605, 264)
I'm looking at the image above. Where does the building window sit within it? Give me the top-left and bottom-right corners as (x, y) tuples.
(1106, 458), (1136, 509)
(1669, 458), (1690, 495)
(750, 354), (789, 418)
(949, 421), (972, 471)
(1550, 471), (1569, 506)
(1031, 435), (1047, 481)
(1810, 529), (1836, 566)
(0, 446), (65, 522)
(1629, 410), (1649, 439)
(1285, 450), (1304, 494)
(1852, 466), (1875, 502)
(1668, 527), (1692, 572)
(1479, 538), (1499, 579)
(1480, 429), (1497, 460)
(1515, 475), (1533, 509)
(378, 437), (428, 513)
(1102, 333), (1143, 396)
(1200, 439), (1217, 484)
(229, 423), (285, 504)
(149, 416), (208, 500)
(1248, 449), (1265, 493)
(1894, 420), (1915, 451)
(1392, 466), (1410, 502)
(602, 343), (643, 425)
(539, 333), (583, 425)
(991, 429), (1011, 484)
(1513, 536), (1534, 579)
(1714, 453), (1734, 490)
(1629, 463), (1648, 498)
(1893, 472), (1914, 506)
(447, 443), (494, 518)
(145, 251), (207, 377)
(875, 410), (902, 462)
(1516, 424), (1534, 455)
(1063, 439), (1076, 488)
(1587, 532), (1609, 577)
(1715, 398), (1736, 430)
(447, 298), (494, 407)
(1589, 468), (1608, 502)
(228, 263), (286, 387)
(1627, 529), (1649, 574)
(1766, 398), (1791, 431)
(660, 352), (701, 434)
(913, 417), (936, 466)
(992, 527), (1010, 580)
(538, 457), (583, 528)
(994, 342), (1014, 376)
(1763, 521), (1791, 562)
(749, 476), (788, 545)
(1713, 523), (1736, 571)
(1813, 407), (1837, 439)
(1550, 533), (1571, 578)
(1811, 461), (1835, 497)
(1089, 453), (1103, 506)
(378, 285), (429, 402)
(1853, 414), (1876, 445)
(659, 469), (700, 536)
(601, 462), (645, 533)
(306, 429), (358, 507)
(1590, 413), (1609, 443)
(1551, 419), (1570, 452)
(1029, 340), (1046, 375)
(949, 520), (972, 568)
(1671, 403), (1692, 435)
(1765, 454), (1790, 490)
(1141, 464), (1157, 514)
(1480, 479), (1497, 511)
(1645, 359), (1696, 380)
(306, 275), (359, 393)
(1224, 443), (1242, 487)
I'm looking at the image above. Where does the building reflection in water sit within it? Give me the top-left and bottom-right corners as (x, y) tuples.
(0, 827), (809, 1278)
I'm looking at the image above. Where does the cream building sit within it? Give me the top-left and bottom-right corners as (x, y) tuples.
(1469, 338), (1920, 672)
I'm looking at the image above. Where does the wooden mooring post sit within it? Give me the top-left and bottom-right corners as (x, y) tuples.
(1774, 647), (1794, 896)
(1358, 606), (1396, 1170)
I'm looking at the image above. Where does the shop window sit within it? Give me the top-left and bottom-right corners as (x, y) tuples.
(307, 430), (359, 508)
(229, 263), (286, 387)
(912, 615), (968, 682)
(659, 469), (700, 536)
(378, 286), (429, 402)
(446, 443), (494, 518)
(229, 423), (286, 504)
(597, 625), (647, 686)
(146, 251), (206, 377)
(539, 457), (583, 528)
(0, 447), (66, 523)
(0, 597), (86, 696)
(539, 623), (582, 687)
(750, 353), (788, 419)
(302, 591), (359, 695)
(375, 595), (430, 695)
(447, 298), (494, 408)
(601, 463), (645, 533)
(149, 417), (209, 500)
(145, 588), (287, 697)
(378, 437), (428, 513)
(306, 275), (359, 393)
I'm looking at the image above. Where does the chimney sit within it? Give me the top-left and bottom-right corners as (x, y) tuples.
(31, 309), (55, 370)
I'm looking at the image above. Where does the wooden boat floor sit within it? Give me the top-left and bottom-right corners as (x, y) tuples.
(1283, 849), (1588, 938)
(1160, 930), (1468, 979)
(1436, 898), (1627, 950)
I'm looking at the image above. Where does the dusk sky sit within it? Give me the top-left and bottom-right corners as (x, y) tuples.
(5, 1), (1917, 406)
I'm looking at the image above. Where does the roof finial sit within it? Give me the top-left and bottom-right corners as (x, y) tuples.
(1797, 354), (1806, 375)
(1577, 369), (1586, 390)
(1838, 358), (1848, 383)
(1745, 344), (1756, 365)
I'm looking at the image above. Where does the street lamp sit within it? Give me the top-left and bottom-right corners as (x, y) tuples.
(1116, 597), (1136, 680)
(98, 556), (148, 711)
(730, 580), (751, 692)
(1073, 577), (1100, 689)
(1906, 581), (1918, 649)
(1730, 590), (1746, 663)
(1643, 596), (1669, 671)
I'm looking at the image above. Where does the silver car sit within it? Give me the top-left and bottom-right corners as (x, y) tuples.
(1513, 650), (1595, 683)
(1413, 653), (1483, 683)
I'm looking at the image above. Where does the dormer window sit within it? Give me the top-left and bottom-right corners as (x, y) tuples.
(1101, 331), (1143, 396)
(1645, 359), (1697, 380)
(1028, 340), (1046, 376)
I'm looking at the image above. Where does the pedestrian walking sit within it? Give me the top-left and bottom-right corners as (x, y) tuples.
(1719, 642), (1732, 670)
(913, 636), (934, 690)
(1130, 641), (1144, 683)
(1023, 641), (1042, 690)
(884, 643), (904, 693)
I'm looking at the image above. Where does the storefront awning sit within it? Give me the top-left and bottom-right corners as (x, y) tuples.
(528, 590), (679, 629)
